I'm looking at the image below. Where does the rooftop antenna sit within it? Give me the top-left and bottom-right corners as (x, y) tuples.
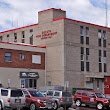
(105, 0), (108, 27)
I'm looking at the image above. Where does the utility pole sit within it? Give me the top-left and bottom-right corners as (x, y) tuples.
(105, 0), (108, 27)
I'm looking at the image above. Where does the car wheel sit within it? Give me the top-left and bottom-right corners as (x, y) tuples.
(96, 102), (103, 110)
(75, 99), (81, 107)
(53, 102), (58, 110)
(29, 103), (37, 110)
(0, 102), (3, 110)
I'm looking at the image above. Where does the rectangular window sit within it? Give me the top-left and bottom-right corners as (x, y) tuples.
(85, 27), (89, 36)
(86, 37), (89, 45)
(103, 50), (106, 57)
(99, 50), (102, 62)
(14, 33), (17, 42)
(103, 39), (106, 47)
(86, 62), (89, 71)
(80, 36), (84, 44)
(30, 29), (33, 45)
(5, 52), (11, 62)
(97, 80), (99, 88)
(21, 31), (25, 43)
(32, 55), (41, 64)
(0, 36), (2, 42)
(81, 47), (84, 54)
(98, 30), (102, 38)
(7, 34), (10, 42)
(104, 63), (107, 72)
(98, 39), (101, 47)
(81, 61), (84, 71)
(86, 48), (89, 55)
(99, 50), (101, 56)
(80, 26), (84, 35)
(99, 63), (102, 72)
(19, 53), (25, 60)
(103, 31), (107, 39)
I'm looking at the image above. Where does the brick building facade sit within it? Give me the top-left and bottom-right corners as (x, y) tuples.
(0, 8), (110, 93)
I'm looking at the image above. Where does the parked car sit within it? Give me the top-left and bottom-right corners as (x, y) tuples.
(20, 88), (55, 110)
(0, 87), (26, 110)
(73, 90), (110, 110)
(45, 90), (73, 110)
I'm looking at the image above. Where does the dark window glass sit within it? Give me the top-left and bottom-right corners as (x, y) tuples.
(47, 91), (54, 96)
(81, 47), (84, 54)
(82, 92), (87, 96)
(86, 27), (89, 35)
(11, 90), (23, 97)
(99, 50), (101, 56)
(86, 37), (89, 45)
(104, 50), (106, 57)
(98, 39), (101, 46)
(80, 36), (84, 44)
(0, 36), (2, 42)
(54, 92), (60, 96)
(29, 91), (44, 97)
(30, 36), (33, 45)
(104, 63), (107, 72)
(80, 26), (84, 35)
(19, 53), (25, 60)
(81, 61), (84, 71)
(14, 33), (17, 42)
(86, 62), (89, 71)
(30, 29), (33, 32)
(29, 79), (32, 87)
(99, 63), (102, 72)
(1, 89), (8, 96)
(34, 79), (36, 88)
(103, 39), (106, 47)
(86, 48), (89, 55)
(5, 52), (11, 61)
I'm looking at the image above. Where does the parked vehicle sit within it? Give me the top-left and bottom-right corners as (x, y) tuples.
(73, 90), (110, 110)
(46, 90), (73, 110)
(0, 87), (26, 110)
(20, 88), (55, 110)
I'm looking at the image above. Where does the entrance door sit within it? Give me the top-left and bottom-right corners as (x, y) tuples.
(20, 79), (37, 88)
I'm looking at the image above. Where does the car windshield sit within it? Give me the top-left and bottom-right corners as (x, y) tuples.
(29, 90), (44, 97)
(95, 93), (105, 98)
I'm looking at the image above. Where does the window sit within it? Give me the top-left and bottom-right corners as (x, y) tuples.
(99, 50), (101, 62)
(7, 34), (10, 42)
(103, 50), (106, 57)
(1, 89), (8, 96)
(103, 31), (107, 39)
(80, 36), (84, 44)
(21, 31), (25, 43)
(11, 90), (23, 97)
(103, 39), (106, 47)
(82, 92), (87, 96)
(54, 92), (60, 96)
(47, 91), (54, 96)
(32, 55), (41, 64)
(104, 63), (107, 72)
(0, 36), (2, 42)
(86, 37), (89, 45)
(99, 63), (102, 72)
(81, 47), (84, 54)
(19, 53), (25, 60)
(86, 62), (89, 71)
(48, 81), (51, 86)
(97, 80), (99, 88)
(86, 48), (89, 55)
(5, 52), (11, 61)
(29, 29), (33, 45)
(80, 26), (84, 35)
(98, 39), (101, 47)
(14, 33), (17, 42)
(99, 50), (101, 56)
(85, 27), (89, 36)
(98, 30), (102, 38)
(81, 61), (84, 71)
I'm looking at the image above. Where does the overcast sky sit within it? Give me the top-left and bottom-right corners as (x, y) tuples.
(0, 0), (110, 32)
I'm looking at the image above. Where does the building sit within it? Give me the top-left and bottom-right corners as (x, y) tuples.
(0, 42), (45, 88)
(0, 8), (110, 93)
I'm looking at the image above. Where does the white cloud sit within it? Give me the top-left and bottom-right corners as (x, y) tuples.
(0, 0), (110, 31)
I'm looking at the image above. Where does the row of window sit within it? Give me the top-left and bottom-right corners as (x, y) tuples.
(0, 29), (33, 45)
(4, 52), (41, 64)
